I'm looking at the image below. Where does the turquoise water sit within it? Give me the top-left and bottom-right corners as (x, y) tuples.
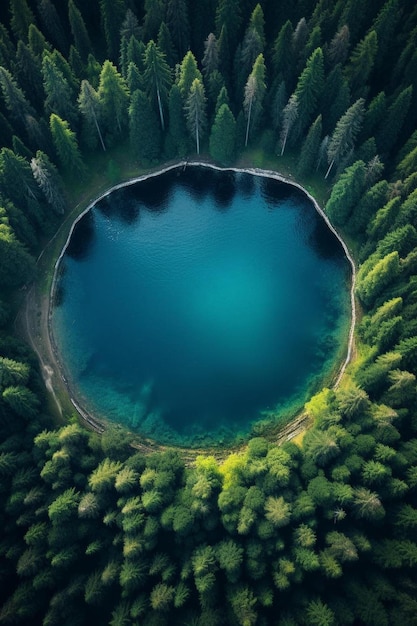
(52, 167), (351, 447)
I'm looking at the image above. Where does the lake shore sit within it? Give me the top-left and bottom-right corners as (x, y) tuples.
(16, 159), (356, 459)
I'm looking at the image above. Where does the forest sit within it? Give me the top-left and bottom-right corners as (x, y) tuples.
(1, 0), (417, 624)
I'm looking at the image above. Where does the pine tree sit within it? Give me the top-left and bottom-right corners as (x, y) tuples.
(293, 47), (324, 138)
(0, 24), (15, 73)
(129, 89), (161, 163)
(30, 150), (67, 214)
(49, 113), (85, 178)
(120, 9), (141, 41)
(328, 25), (350, 68)
(375, 86), (413, 155)
(38, 0), (69, 55)
(165, 84), (189, 158)
(10, 0), (36, 43)
(177, 50), (203, 100)
(68, 0), (93, 62)
(2, 385), (39, 419)
(142, 0), (166, 42)
(143, 41), (172, 131)
(209, 104), (236, 164)
(42, 54), (78, 128)
(0, 223), (35, 287)
(215, 0), (242, 49)
(97, 60), (130, 143)
(243, 54), (266, 147)
(202, 33), (219, 77)
(297, 114), (322, 177)
(0, 66), (35, 132)
(167, 0), (190, 59)
(15, 41), (44, 111)
(325, 98), (365, 178)
(78, 80), (106, 151)
(28, 23), (51, 58)
(185, 78), (207, 154)
(99, 0), (125, 60)
(345, 30), (378, 98)
(157, 22), (177, 67)
(279, 94), (298, 156)
(272, 20), (294, 88)
(0, 147), (39, 210)
(326, 160), (367, 225)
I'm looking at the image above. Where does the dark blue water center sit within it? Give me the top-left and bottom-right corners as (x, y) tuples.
(52, 167), (351, 446)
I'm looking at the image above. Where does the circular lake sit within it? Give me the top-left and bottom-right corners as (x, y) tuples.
(51, 166), (351, 447)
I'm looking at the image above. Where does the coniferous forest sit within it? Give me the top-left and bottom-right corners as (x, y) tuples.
(1, 0), (417, 624)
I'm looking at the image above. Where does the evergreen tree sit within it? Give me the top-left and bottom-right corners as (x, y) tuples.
(30, 150), (67, 214)
(185, 78), (207, 154)
(293, 47), (325, 139)
(0, 222), (35, 287)
(42, 53), (78, 128)
(0, 66), (36, 133)
(326, 159), (367, 225)
(68, 0), (93, 62)
(327, 25), (350, 68)
(10, 0), (36, 43)
(279, 94), (299, 156)
(0, 23), (15, 73)
(209, 103), (236, 164)
(78, 80), (106, 151)
(271, 20), (295, 89)
(166, 0), (190, 59)
(215, 0), (242, 49)
(202, 33), (219, 77)
(28, 23), (51, 58)
(15, 41), (44, 110)
(297, 114), (322, 177)
(157, 22), (177, 68)
(38, 0), (69, 55)
(177, 51), (203, 100)
(97, 60), (130, 143)
(165, 84), (189, 158)
(0, 147), (39, 211)
(325, 98), (365, 178)
(345, 30), (378, 98)
(143, 41), (172, 131)
(129, 89), (161, 163)
(99, 0), (125, 60)
(142, 0), (166, 42)
(120, 8), (141, 41)
(375, 86), (413, 155)
(49, 113), (85, 178)
(243, 53), (266, 147)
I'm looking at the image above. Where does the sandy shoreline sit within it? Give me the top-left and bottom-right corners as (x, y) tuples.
(17, 160), (355, 456)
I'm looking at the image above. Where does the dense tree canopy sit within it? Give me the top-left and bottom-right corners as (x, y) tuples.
(0, 1), (417, 625)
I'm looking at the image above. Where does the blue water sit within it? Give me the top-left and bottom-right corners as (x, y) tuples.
(52, 167), (351, 446)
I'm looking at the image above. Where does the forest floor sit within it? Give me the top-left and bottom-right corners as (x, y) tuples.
(15, 156), (356, 463)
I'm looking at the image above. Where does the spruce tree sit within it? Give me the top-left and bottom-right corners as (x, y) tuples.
(97, 60), (130, 143)
(49, 113), (85, 178)
(78, 80), (106, 151)
(185, 78), (207, 154)
(243, 53), (266, 147)
(68, 0), (93, 62)
(293, 47), (325, 139)
(209, 104), (236, 164)
(297, 114), (322, 177)
(129, 89), (161, 163)
(325, 98), (365, 178)
(143, 41), (172, 131)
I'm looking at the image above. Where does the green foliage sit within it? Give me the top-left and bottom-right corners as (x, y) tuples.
(209, 104), (236, 164)
(1, 3), (417, 626)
